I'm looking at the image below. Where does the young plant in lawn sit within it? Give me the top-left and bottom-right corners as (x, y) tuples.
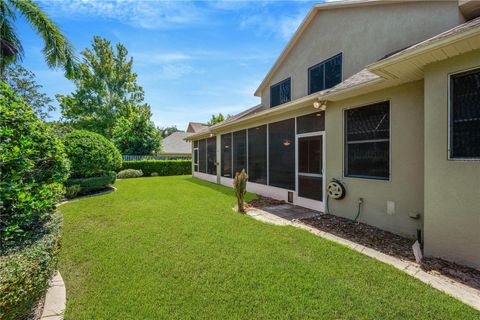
(233, 169), (248, 213)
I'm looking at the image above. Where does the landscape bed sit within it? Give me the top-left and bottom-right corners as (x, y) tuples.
(59, 176), (480, 319)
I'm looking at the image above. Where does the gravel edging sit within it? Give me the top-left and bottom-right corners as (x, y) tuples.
(40, 272), (66, 320)
(246, 207), (480, 311)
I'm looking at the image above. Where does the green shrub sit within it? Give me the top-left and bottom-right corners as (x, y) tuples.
(62, 130), (122, 178)
(150, 172), (159, 177)
(65, 172), (117, 195)
(121, 160), (191, 176)
(65, 184), (81, 199)
(0, 214), (62, 320)
(0, 83), (70, 245)
(117, 169), (143, 179)
(234, 169), (248, 213)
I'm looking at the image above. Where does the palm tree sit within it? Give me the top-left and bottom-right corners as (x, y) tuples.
(0, 0), (76, 77)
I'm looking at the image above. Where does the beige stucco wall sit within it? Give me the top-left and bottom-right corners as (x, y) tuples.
(423, 50), (480, 269)
(325, 81), (425, 238)
(261, 1), (461, 107)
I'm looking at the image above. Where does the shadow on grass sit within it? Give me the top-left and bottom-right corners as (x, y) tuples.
(185, 177), (257, 201)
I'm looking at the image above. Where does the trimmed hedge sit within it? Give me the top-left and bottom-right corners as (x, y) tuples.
(62, 130), (122, 178)
(65, 171), (117, 195)
(0, 214), (62, 320)
(117, 169), (143, 179)
(121, 160), (191, 176)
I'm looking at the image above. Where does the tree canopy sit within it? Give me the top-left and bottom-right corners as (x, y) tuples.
(0, 64), (54, 120)
(208, 113), (229, 125)
(159, 125), (183, 138)
(112, 107), (162, 155)
(58, 36), (148, 138)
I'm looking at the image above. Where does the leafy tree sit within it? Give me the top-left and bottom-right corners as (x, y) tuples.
(112, 107), (162, 155)
(0, 64), (54, 120)
(208, 113), (229, 125)
(0, 82), (70, 245)
(0, 0), (76, 77)
(159, 125), (182, 138)
(58, 36), (147, 138)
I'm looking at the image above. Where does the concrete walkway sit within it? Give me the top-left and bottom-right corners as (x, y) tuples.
(246, 206), (480, 311)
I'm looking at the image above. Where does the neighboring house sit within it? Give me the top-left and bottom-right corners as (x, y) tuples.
(186, 0), (480, 269)
(187, 122), (209, 133)
(160, 132), (193, 158)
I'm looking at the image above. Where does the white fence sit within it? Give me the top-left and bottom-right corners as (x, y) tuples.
(122, 155), (191, 161)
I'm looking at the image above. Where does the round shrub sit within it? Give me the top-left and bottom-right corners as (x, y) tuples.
(117, 169), (143, 179)
(62, 130), (122, 178)
(0, 83), (69, 245)
(150, 172), (159, 177)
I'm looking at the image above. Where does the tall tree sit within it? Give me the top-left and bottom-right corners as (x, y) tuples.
(58, 36), (147, 138)
(208, 113), (229, 125)
(112, 106), (162, 155)
(0, 0), (76, 77)
(0, 64), (53, 120)
(159, 125), (182, 138)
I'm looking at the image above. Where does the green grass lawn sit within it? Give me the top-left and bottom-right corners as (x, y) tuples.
(59, 176), (480, 319)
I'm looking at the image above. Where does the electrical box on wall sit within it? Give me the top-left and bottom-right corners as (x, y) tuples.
(387, 201), (395, 215)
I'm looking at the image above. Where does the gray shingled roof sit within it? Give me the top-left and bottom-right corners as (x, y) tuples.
(187, 122), (209, 133)
(161, 132), (192, 155)
(211, 104), (267, 129)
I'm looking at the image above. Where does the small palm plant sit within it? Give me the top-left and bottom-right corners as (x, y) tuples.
(233, 169), (248, 213)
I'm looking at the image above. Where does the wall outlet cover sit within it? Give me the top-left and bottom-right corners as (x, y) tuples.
(387, 200), (395, 215)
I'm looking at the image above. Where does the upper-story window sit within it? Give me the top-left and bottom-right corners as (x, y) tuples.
(309, 53), (342, 94)
(449, 67), (480, 160)
(270, 78), (291, 108)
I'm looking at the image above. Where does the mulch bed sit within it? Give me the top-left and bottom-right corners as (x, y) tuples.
(301, 214), (480, 290)
(246, 196), (286, 209)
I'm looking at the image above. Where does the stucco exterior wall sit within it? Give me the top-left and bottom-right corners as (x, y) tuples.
(423, 50), (480, 269)
(325, 81), (425, 238)
(261, 1), (461, 107)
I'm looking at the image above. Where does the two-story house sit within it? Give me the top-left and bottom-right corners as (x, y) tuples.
(186, 0), (480, 270)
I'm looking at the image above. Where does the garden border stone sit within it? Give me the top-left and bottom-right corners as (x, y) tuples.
(246, 207), (480, 311)
(40, 272), (66, 320)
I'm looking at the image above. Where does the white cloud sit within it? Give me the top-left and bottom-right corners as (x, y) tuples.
(43, 0), (206, 29)
(239, 11), (305, 40)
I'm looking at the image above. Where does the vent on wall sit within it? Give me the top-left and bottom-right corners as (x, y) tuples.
(287, 191), (294, 203)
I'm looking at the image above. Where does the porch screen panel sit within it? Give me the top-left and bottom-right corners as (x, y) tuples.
(450, 68), (480, 159)
(248, 125), (267, 184)
(297, 111), (325, 133)
(221, 133), (232, 177)
(206, 137), (216, 175)
(232, 130), (247, 176)
(345, 101), (390, 179)
(198, 139), (207, 173)
(269, 119), (295, 190)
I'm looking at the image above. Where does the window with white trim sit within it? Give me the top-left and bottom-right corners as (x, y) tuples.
(345, 101), (390, 180)
(270, 78), (291, 108)
(309, 53), (342, 94)
(450, 68), (480, 159)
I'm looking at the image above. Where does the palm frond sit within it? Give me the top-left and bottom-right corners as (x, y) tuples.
(0, 17), (23, 73)
(8, 0), (77, 74)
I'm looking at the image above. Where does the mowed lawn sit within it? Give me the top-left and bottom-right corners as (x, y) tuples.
(59, 176), (480, 319)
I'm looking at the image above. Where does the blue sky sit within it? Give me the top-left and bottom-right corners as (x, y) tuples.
(18, 0), (319, 130)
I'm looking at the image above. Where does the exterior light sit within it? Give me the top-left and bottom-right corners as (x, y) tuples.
(209, 133), (214, 137)
(314, 99), (327, 111)
(283, 139), (291, 146)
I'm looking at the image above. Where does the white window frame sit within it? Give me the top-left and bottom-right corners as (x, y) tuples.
(447, 66), (480, 161)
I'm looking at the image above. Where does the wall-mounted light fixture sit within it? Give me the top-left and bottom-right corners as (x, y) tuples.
(209, 133), (214, 138)
(282, 139), (291, 146)
(313, 99), (327, 111)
